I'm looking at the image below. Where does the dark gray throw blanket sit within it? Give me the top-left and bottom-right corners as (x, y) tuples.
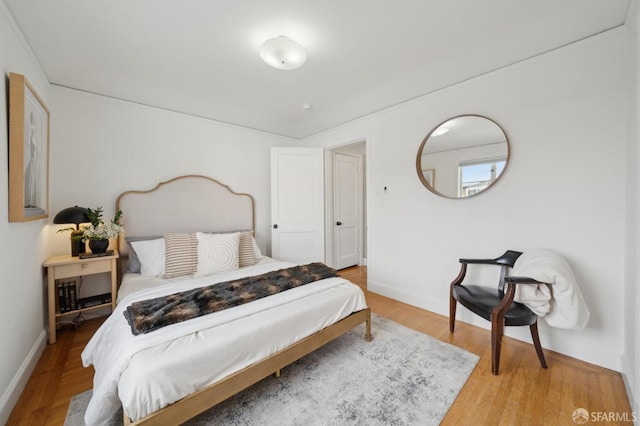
(124, 262), (338, 335)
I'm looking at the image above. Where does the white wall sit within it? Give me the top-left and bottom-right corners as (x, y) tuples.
(0, 3), (51, 423)
(304, 28), (630, 372)
(49, 87), (297, 258)
(623, 0), (639, 414)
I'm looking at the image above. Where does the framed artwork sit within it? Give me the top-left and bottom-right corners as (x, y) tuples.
(422, 169), (435, 187)
(9, 72), (50, 222)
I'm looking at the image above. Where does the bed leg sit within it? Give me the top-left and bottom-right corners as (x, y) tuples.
(364, 308), (373, 342)
(275, 369), (281, 378)
(123, 408), (132, 425)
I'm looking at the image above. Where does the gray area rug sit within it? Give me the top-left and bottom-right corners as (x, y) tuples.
(65, 315), (478, 425)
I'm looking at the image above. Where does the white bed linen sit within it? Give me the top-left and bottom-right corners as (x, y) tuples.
(82, 259), (367, 425)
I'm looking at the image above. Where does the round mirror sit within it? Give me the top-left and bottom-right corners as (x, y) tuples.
(416, 114), (509, 198)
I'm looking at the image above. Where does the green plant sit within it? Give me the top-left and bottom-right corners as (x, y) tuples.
(86, 206), (103, 227)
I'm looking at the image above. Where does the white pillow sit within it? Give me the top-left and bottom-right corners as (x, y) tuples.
(130, 238), (165, 277)
(195, 232), (240, 277)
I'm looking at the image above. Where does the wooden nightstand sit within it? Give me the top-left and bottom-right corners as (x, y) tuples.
(44, 251), (119, 343)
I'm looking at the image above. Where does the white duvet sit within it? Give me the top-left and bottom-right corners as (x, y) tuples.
(81, 259), (367, 425)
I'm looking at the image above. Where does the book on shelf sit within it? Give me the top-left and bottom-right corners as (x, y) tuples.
(57, 280), (79, 313)
(69, 282), (77, 311)
(57, 282), (67, 313)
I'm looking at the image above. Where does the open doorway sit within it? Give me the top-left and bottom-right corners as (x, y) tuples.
(325, 141), (367, 270)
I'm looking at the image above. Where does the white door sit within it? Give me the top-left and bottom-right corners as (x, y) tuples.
(271, 147), (325, 263)
(333, 152), (361, 269)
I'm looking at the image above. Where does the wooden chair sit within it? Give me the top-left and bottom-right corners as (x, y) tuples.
(449, 250), (548, 375)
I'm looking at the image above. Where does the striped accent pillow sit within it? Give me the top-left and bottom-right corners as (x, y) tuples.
(238, 231), (257, 267)
(195, 232), (240, 276)
(163, 233), (198, 278)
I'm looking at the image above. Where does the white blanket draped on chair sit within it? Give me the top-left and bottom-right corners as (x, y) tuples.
(512, 249), (590, 330)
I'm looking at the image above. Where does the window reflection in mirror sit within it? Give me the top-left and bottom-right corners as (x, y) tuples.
(459, 158), (506, 197)
(416, 115), (509, 198)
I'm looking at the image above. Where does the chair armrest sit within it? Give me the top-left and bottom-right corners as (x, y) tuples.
(504, 276), (547, 285)
(459, 250), (523, 267)
(459, 257), (501, 265)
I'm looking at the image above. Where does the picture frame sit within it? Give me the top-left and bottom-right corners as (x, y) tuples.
(422, 168), (435, 187)
(8, 72), (50, 222)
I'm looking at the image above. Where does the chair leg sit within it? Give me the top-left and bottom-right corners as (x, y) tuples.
(529, 322), (548, 369)
(491, 319), (504, 375)
(449, 295), (457, 333)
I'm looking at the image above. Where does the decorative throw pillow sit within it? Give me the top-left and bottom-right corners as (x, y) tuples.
(125, 236), (161, 273)
(238, 231), (258, 267)
(130, 238), (165, 277)
(195, 232), (240, 277)
(163, 233), (198, 278)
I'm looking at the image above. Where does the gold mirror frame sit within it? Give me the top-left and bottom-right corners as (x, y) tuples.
(416, 114), (509, 199)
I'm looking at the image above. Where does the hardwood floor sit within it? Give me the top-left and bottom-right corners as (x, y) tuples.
(8, 266), (633, 425)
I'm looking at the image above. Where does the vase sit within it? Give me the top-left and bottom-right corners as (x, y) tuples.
(89, 239), (109, 254)
(71, 230), (85, 257)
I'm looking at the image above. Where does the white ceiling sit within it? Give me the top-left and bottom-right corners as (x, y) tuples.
(5, 0), (631, 139)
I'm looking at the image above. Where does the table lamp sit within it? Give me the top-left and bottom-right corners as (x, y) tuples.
(54, 206), (89, 256)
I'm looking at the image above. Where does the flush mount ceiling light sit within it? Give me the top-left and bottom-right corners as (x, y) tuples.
(259, 36), (307, 70)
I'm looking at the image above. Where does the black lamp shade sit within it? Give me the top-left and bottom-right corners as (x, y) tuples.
(53, 206), (90, 228)
(54, 206), (89, 256)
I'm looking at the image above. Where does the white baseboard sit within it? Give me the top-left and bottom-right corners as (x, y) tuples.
(367, 279), (444, 315)
(0, 329), (47, 424)
(621, 353), (639, 423)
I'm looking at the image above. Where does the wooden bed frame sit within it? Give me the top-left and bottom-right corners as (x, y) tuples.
(115, 175), (372, 425)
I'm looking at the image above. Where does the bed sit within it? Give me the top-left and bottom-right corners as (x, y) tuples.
(81, 175), (372, 425)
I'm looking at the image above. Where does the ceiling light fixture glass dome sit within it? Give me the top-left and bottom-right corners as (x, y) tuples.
(259, 36), (307, 70)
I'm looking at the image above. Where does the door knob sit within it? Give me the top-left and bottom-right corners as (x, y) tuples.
(273, 224), (278, 229)
(336, 221), (342, 226)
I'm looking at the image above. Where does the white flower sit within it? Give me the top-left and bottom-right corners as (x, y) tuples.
(81, 222), (122, 240)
